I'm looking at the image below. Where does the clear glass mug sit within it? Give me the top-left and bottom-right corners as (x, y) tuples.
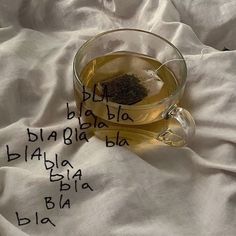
(73, 29), (195, 147)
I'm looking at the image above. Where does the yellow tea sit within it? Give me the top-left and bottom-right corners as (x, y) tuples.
(74, 51), (179, 145)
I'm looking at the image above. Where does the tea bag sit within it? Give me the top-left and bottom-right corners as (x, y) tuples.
(100, 74), (148, 105)
(98, 71), (164, 105)
(96, 54), (164, 105)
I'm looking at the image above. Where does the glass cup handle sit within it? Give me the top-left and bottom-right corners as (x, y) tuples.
(158, 105), (196, 147)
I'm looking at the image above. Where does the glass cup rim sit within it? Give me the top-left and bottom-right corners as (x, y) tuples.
(73, 28), (187, 110)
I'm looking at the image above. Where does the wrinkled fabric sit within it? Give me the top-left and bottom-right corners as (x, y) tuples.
(0, 0), (236, 235)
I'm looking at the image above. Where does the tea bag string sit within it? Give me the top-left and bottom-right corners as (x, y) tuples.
(154, 47), (209, 73)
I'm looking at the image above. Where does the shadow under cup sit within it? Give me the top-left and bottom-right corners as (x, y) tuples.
(73, 29), (195, 147)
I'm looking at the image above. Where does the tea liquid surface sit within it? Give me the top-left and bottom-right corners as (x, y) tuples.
(80, 51), (178, 105)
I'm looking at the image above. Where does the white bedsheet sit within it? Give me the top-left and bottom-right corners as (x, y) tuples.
(0, 0), (236, 235)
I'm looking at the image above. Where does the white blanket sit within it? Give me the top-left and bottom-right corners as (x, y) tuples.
(0, 0), (236, 235)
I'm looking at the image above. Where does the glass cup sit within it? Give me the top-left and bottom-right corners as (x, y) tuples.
(73, 29), (195, 147)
